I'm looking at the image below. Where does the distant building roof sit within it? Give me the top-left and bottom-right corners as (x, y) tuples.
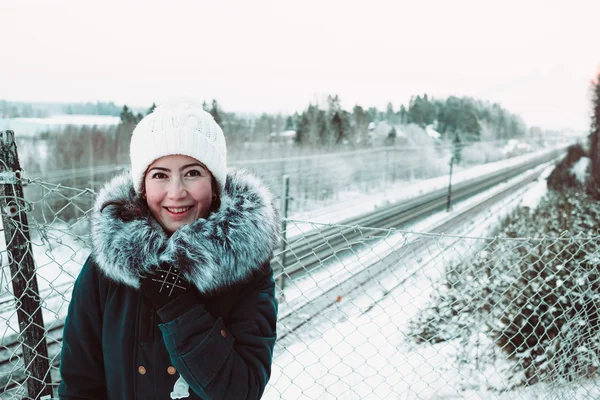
(426, 125), (441, 139)
(269, 130), (296, 138)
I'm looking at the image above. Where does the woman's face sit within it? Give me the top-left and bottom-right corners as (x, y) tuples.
(144, 154), (214, 234)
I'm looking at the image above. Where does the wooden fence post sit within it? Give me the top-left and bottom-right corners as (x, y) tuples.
(0, 130), (53, 398)
(276, 175), (290, 294)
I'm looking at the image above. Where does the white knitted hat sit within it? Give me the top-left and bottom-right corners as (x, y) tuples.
(129, 102), (227, 195)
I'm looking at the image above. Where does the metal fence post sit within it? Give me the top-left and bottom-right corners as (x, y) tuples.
(384, 147), (390, 187)
(277, 175), (290, 294)
(0, 130), (53, 398)
(446, 156), (454, 212)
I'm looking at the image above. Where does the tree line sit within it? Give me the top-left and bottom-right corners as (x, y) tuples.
(292, 94), (528, 147)
(0, 100), (131, 118)
(4, 93), (529, 146)
(18, 92), (535, 176)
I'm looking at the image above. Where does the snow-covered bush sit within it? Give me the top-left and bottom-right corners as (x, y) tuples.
(409, 257), (491, 344)
(460, 141), (506, 166)
(487, 191), (600, 384)
(409, 189), (600, 386)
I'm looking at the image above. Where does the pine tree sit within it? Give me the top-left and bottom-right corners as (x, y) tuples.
(146, 103), (157, 115)
(317, 108), (330, 146)
(407, 94), (436, 127)
(367, 107), (378, 123)
(119, 105), (136, 124)
(327, 95), (347, 144)
(399, 105), (408, 124)
(294, 111), (310, 145)
(210, 99), (223, 126)
(285, 116), (294, 131)
(295, 105), (320, 146)
(421, 94), (436, 126)
(353, 105), (370, 145)
(385, 102), (395, 124)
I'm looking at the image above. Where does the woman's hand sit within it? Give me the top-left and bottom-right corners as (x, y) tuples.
(140, 264), (191, 310)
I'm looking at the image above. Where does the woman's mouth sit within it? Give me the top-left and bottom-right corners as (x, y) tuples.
(165, 206), (193, 216)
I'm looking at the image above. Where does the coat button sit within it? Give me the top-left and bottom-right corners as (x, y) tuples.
(167, 366), (176, 375)
(220, 329), (228, 338)
(138, 366), (147, 375)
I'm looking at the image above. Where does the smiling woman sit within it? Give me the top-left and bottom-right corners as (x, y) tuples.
(144, 156), (217, 234)
(58, 102), (280, 399)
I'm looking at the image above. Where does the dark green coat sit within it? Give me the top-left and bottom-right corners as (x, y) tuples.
(59, 257), (277, 400)
(59, 169), (280, 399)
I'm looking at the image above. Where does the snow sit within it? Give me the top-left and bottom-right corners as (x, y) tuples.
(270, 130), (296, 138)
(519, 164), (553, 211)
(570, 156), (590, 184)
(268, 227), (512, 398)
(0, 115), (120, 137)
(503, 139), (533, 156)
(287, 145), (567, 236)
(15, 115), (120, 126)
(280, 155), (558, 315)
(277, 158), (557, 330)
(426, 125), (441, 139)
(267, 149), (583, 399)
(0, 221), (90, 337)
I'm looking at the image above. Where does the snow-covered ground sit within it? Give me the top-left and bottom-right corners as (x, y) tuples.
(285, 145), (566, 238)
(278, 160), (557, 321)
(265, 156), (596, 399)
(0, 115), (120, 137)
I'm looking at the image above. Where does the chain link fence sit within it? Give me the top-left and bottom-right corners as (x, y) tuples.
(27, 136), (565, 221)
(268, 219), (600, 400)
(2, 130), (598, 399)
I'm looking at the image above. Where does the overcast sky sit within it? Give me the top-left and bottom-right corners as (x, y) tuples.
(2, 0), (599, 131)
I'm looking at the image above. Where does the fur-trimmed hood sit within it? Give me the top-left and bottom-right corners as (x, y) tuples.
(90, 168), (280, 294)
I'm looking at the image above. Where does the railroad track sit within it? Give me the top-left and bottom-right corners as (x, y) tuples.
(277, 148), (560, 279)
(275, 160), (551, 341)
(0, 149), (561, 394)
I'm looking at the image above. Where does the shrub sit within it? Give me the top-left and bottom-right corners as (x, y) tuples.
(409, 190), (600, 386)
(546, 143), (587, 192)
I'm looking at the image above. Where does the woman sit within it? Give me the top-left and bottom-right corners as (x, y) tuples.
(58, 102), (280, 399)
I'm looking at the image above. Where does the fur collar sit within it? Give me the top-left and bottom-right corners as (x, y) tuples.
(90, 168), (280, 294)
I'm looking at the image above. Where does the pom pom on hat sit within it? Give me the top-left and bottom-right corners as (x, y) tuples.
(129, 101), (227, 195)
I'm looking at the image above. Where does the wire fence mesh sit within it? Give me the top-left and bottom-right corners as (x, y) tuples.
(22, 136), (565, 221)
(269, 221), (600, 399)
(1, 168), (600, 398)
(0, 176), (91, 398)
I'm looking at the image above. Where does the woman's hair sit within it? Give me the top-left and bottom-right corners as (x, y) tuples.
(208, 174), (221, 213)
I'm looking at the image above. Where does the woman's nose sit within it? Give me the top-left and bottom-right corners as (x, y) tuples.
(167, 178), (186, 199)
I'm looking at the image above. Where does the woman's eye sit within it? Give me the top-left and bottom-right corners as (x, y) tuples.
(186, 170), (202, 177)
(151, 172), (168, 179)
